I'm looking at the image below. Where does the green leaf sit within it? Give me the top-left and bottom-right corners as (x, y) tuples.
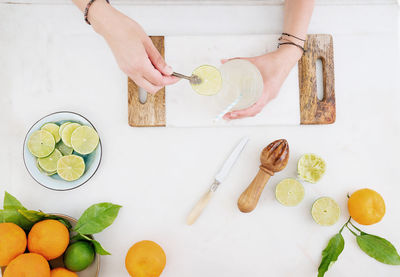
(357, 234), (400, 265)
(0, 209), (33, 231)
(318, 233), (345, 277)
(4, 192), (26, 210)
(71, 233), (111, 255)
(74, 203), (121, 235)
(18, 210), (72, 230)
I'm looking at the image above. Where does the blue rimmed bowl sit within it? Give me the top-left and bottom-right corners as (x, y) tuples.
(23, 111), (102, 191)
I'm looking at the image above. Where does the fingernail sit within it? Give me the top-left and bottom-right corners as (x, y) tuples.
(165, 65), (173, 75)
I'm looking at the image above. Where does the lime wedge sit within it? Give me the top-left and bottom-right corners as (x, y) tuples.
(275, 178), (305, 206)
(38, 149), (62, 172)
(190, 65), (222, 96)
(27, 130), (55, 158)
(56, 141), (73, 156)
(61, 123), (81, 147)
(311, 197), (340, 226)
(41, 123), (60, 143)
(298, 154), (326, 183)
(57, 155), (85, 181)
(59, 122), (72, 137)
(71, 126), (99, 155)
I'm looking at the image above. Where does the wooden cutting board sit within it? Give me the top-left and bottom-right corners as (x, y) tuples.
(128, 34), (335, 127)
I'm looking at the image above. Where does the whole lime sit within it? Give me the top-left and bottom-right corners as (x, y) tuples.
(63, 241), (95, 272)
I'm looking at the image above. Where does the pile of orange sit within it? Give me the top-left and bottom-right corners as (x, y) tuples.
(0, 219), (76, 277)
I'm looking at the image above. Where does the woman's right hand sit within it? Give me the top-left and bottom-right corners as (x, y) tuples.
(88, 1), (179, 94)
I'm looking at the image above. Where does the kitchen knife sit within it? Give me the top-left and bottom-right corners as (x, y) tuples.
(186, 137), (249, 225)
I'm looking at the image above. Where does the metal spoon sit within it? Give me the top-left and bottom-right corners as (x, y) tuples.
(172, 72), (202, 85)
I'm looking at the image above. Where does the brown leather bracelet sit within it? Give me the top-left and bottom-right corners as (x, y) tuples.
(277, 42), (306, 53)
(84, 0), (110, 25)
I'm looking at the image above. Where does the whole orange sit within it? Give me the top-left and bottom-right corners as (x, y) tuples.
(125, 240), (166, 277)
(50, 267), (78, 277)
(28, 219), (70, 260)
(3, 253), (50, 277)
(348, 188), (385, 225)
(0, 223), (27, 266)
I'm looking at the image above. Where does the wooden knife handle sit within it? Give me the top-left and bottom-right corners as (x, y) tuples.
(186, 190), (214, 225)
(237, 169), (271, 213)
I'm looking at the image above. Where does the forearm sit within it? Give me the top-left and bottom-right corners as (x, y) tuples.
(283, 0), (314, 41)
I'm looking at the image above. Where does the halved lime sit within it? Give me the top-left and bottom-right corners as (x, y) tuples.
(41, 123), (60, 143)
(61, 123), (81, 147)
(36, 159), (57, 175)
(298, 154), (326, 183)
(38, 149), (62, 172)
(311, 197), (340, 226)
(275, 178), (305, 206)
(59, 122), (71, 137)
(56, 141), (73, 156)
(190, 65), (222, 96)
(27, 130), (55, 158)
(57, 155), (85, 181)
(71, 126), (99, 155)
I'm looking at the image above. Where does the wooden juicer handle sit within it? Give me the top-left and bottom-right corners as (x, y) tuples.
(237, 139), (289, 213)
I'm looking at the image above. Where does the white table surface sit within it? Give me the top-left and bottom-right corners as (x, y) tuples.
(1, 2), (399, 277)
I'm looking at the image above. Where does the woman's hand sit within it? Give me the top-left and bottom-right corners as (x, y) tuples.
(222, 45), (303, 120)
(88, 2), (179, 94)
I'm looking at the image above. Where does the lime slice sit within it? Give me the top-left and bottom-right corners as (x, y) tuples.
(27, 130), (55, 158)
(57, 155), (85, 181)
(36, 159), (57, 176)
(38, 149), (62, 172)
(71, 126), (99, 155)
(275, 178), (305, 206)
(56, 141), (73, 156)
(41, 123), (60, 143)
(59, 122), (71, 137)
(311, 197), (340, 226)
(190, 65), (222, 96)
(61, 123), (81, 147)
(298, 154), (326, 183)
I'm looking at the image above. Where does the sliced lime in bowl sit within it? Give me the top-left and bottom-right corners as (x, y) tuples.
(41, 122), (61, 143)
(59, 122), (71, 137)
(71, 126), (99, 155)
(275, 178), (305, 206)
(27, 130), (55, 158)
(57, 155), (85, 182)
(298, 154), (326, 183)
(61, 123), (81, 147)
(38, 149), (62, 173)
(56, 141), (73, 156)
(311, 197), (340, 226)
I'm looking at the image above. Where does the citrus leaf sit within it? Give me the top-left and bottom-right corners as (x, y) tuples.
(318, 233), (345, 277)
(71, 233), (111, 255)
(4, 191), (26, 210)
(357, 234), (400, 265)
(18, 210), (72, 229)
(0, 209), (33, 231)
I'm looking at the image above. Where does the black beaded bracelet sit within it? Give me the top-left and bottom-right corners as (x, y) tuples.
(84, 0), (110, 25)
(281, 32), (306, 42)
(277, 42), (306, 53)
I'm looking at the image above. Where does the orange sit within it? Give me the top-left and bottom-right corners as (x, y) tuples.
(3, 253), (50, 277)
(348, 188), (386, 225)
(28, 219), (70, 260)
(50, 267), (78, 277)
(125, 240), (166, 277)
(0, 223), (27, 266)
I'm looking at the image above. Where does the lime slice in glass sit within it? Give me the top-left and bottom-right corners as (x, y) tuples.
(311, 197), (340, 226)
(298, 154), (326, 183)
(36, 159), (56, 176)
(56, 141), (73, 156)
(275, 178), (305, 206)
(38, 149), (62, 172)
(59, 122), (71, 137)
(41, 123), (61, 143)
(61, 123), (81, 147)
(57, 155), (85, 181)
(190, 65), (222, 96)
(27, 130), (55, 158)
(71, 126), (99, 155)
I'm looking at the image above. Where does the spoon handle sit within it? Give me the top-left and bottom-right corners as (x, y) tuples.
(172, 72), (192, 81)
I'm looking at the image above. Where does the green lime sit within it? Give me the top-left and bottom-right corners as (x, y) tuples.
(275, 178), (305, 206)
(59, 122), (71, 137)
(71, 126), (99, 155)
(57, 155), (85, 181)
(36, 159), (56, 175)
(190, 65), (222, 96)
(64, 241), (95, 272)
(41, 123), (61, 143)
(38, 149), (62, 172)
(56, 141), (73, 156)
(61, 123), (81, 147)
(27, 130), (55, 158)
(298, 154), (326, 183)
(311, 197), (340, 226)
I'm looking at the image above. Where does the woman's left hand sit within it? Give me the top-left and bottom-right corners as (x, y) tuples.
(222, 45), (303, 120)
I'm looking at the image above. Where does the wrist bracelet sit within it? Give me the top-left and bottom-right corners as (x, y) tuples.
(84, 0), (110, 25)
(277, 42), (306, 53)
(281, 32), (306, 42)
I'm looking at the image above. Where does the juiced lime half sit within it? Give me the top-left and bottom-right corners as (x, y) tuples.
(59, 122), (71, 137)
(275, 178), (305, 206)
(57, 155), (85, 181)
(71, 126), (99, 155)
(61, 123), (81, 147)
(298, 154), (326, 183)
(38, 149), (62, 173)
(56, 141), (73, 156)
(41, 123), (60, 143)
(190, 65), (222, 96)
(311, 197), (340, 226)
(27, 130), (55, 158)
(36, 159), (56, 175)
